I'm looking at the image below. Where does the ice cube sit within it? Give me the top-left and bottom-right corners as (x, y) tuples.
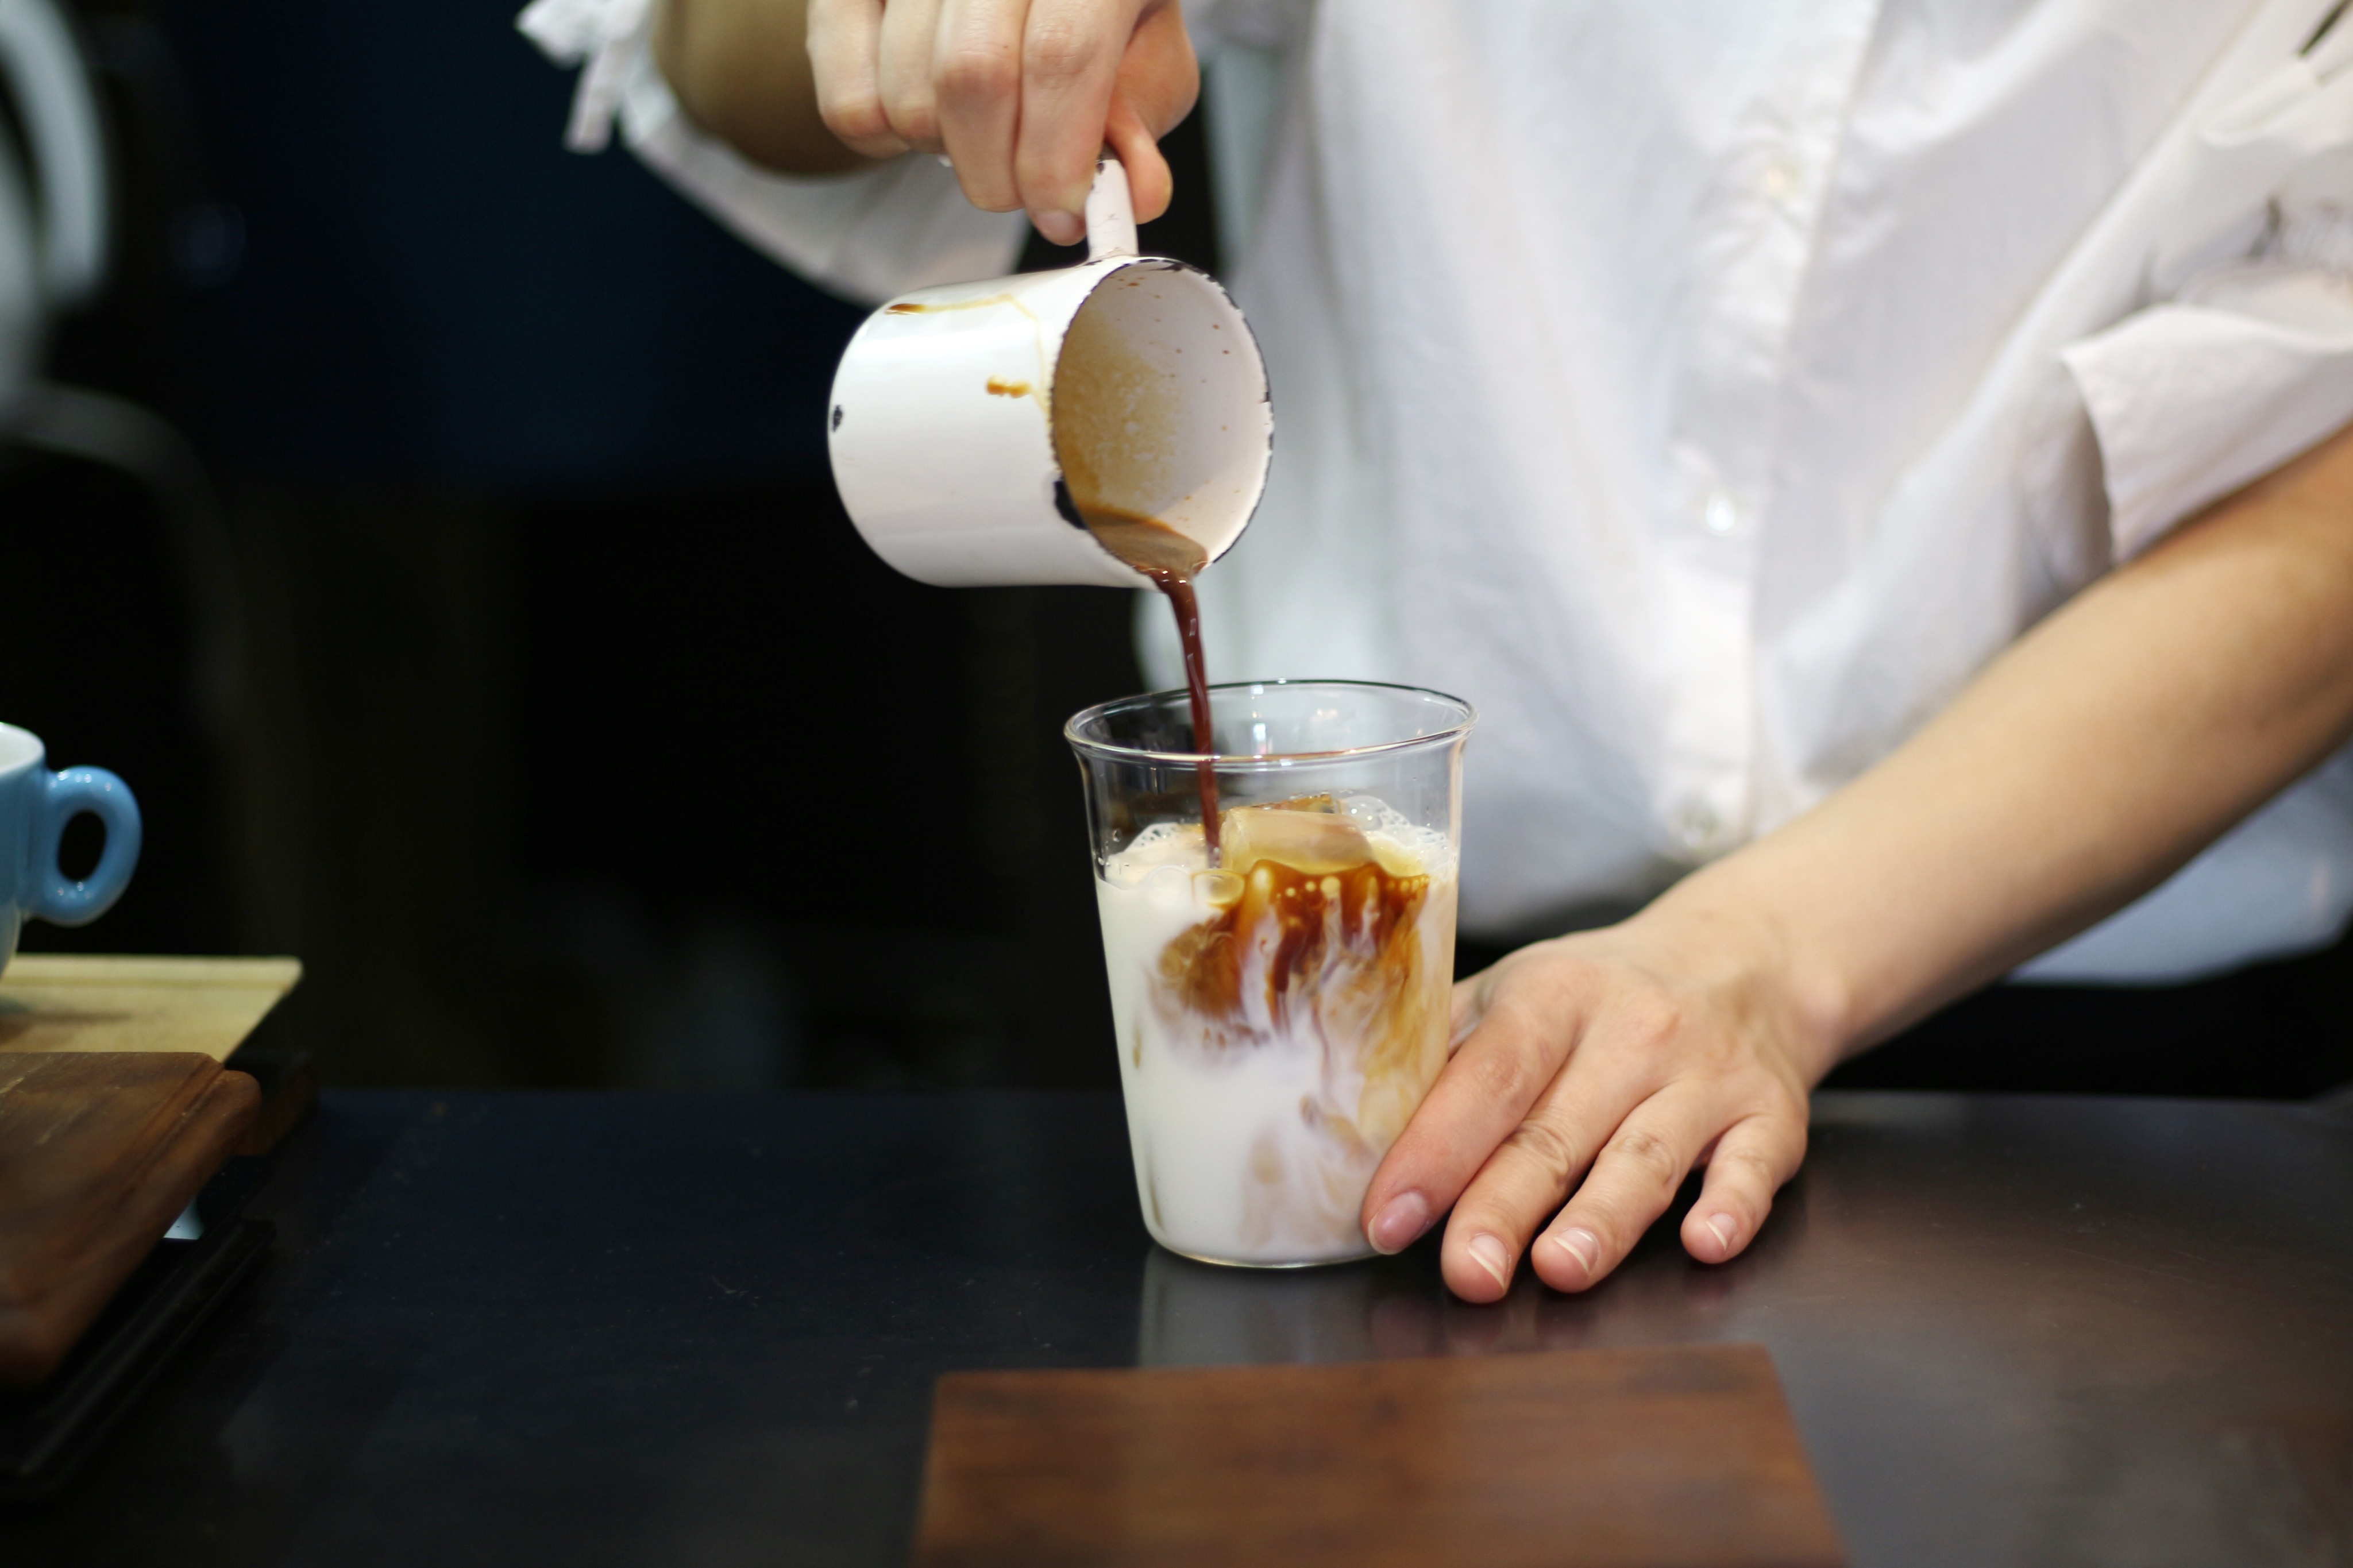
(1105, 821), (1207, 887)
(1255, 793), (1341, 813)
(1193, 869), (1244, 909)
(1221, 804), (1375, 875)
(1142, 863), (1195, 906)
(1368, 835), (1428, 878)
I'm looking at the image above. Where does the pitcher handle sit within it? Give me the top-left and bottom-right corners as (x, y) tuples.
(1086, 153), (1139, 262)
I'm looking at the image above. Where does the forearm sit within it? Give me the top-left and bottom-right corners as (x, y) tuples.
(1651, 422), (2353, 1071)
(652, 0), (870, 174)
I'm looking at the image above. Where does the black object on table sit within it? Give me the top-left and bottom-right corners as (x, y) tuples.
(0, 1200), (272, 1502)
(0, 1089), (2346, 1567)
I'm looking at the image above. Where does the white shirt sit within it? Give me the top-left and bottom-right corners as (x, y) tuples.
(525, 0), (2353, 981)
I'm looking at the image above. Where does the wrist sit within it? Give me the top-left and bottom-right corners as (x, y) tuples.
(655, 0), (877, 175)
(1625, 868), (1857, 1084)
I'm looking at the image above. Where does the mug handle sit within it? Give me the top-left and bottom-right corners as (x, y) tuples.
(34, 766), (141, 926)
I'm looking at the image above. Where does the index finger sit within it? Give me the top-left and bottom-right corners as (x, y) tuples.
(1359, 978), (1593, 1256)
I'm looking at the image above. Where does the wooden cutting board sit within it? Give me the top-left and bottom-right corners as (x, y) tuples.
(0, 955), (301, 1060)
(0, 1053), (259, 1387)
(914, 1343), (1846, 1567)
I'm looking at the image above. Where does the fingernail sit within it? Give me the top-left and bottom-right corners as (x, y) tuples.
(1033, 208), (1083, 246)
(1367, 1191), (1431, 1254)
(1465, 1232), (1511, 1289)
(1705, 1212), (1737, 1254)
(1548, 1226), (1599, 1281)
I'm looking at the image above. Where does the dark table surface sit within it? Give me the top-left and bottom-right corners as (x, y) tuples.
(2, 1088), (2348, 1567)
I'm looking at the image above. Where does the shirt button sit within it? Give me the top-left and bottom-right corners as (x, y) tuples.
(1702, 491), (1740, 536)
(1762, 154), (1801, 203)
(1676, 804), (1721, 853)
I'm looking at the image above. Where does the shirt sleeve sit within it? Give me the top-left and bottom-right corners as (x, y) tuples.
(516, 0), (1027, 306)
(2061, 30), (2353, 562)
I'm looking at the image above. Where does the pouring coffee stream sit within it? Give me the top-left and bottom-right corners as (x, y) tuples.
(826, 153), (1271, 859)
(1070, 501), (1222, 860)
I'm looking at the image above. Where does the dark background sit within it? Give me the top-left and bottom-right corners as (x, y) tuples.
(8, 0), (1231, 1090)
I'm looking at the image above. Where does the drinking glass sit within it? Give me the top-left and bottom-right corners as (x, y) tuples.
(1066, 681), (1475, 1266)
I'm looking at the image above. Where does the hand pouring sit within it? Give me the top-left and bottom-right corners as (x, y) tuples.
(827, 156), (1272, 589)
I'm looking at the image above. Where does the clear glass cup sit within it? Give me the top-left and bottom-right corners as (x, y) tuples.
(1066, 680), (1476, 1266)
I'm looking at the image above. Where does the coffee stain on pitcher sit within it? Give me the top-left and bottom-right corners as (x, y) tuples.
(1052, 284), (1182, 515)
(885, 293), (1025, 315)
(881, 292), (1058, 421)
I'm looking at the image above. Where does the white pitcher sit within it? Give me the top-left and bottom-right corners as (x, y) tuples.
(827, 157), (1272, 589)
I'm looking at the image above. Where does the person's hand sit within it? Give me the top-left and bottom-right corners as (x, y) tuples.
(1359, 907), (1835, 1302)
(808, 0), (1198, 242)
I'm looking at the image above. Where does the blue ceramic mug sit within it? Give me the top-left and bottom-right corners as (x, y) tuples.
(0, 721), (140, 971)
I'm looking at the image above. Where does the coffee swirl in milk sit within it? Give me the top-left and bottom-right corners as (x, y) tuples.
(1097, 797), (1456, 1264)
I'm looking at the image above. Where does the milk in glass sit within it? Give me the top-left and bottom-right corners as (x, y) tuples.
(1096, 794), (1457, 1265)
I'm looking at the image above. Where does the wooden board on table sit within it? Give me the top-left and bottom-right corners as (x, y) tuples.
(0, 956), (301, 1061)
(913, 1342), (1846, 1568)
(0, 1053), (259, 1387)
